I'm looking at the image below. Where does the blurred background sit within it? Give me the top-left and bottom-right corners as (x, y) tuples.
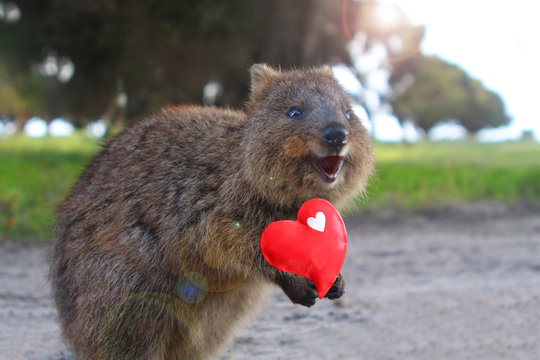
(0, 0), (539, 241)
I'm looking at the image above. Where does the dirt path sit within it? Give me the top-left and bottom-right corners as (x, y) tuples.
(2, 204), (540, 359)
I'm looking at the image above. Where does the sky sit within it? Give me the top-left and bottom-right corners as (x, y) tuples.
(380, 0), (540, 141)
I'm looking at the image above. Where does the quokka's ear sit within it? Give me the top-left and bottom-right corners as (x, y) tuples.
(249, 63), (280, 97)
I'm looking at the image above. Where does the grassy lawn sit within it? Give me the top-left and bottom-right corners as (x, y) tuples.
(1, 135), (539, 241)
(361, 141), (540, 210)
(0, 133), (99, 241)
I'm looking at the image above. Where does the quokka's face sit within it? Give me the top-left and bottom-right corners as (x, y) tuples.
(246, 65), (374, 205)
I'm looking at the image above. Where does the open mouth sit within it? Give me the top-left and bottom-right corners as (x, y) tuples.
(312, 155), (344, 183)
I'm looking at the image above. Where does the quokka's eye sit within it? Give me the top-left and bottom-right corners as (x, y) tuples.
(344, 109), (353, 120)
(287, 106), (306, 119)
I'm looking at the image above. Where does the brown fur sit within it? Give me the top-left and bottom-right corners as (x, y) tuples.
(50, 64), (374, 359)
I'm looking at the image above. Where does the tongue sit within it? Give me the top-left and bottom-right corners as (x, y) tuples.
(316, 155), (344, 181)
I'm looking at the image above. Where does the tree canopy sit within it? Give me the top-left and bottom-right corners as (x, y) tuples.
(391, 55), (510, 133)
(0, 0), (365, 125)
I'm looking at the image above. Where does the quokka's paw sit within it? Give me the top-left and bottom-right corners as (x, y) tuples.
(280, 275), (319, 307)
(324, 273), (345, 300)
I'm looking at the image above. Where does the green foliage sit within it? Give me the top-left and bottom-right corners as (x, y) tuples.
(460, 81), (510, 132)
(0, 63), (46, 117)
(392, 56), (468, 131)
(391, 55), (510, 133)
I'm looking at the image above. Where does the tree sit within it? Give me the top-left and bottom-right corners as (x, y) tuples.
(458, 80), (510, 133)
(391, 55), (509, 133)
(0, 0), (366, 125)
(391, 55), (468, 132)
(0, 63), (47, 128)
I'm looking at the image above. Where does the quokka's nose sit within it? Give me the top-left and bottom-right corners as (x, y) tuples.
(322, 123), (348, 152)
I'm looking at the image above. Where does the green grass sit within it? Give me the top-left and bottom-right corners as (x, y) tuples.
(0, 136), (539, 241)
(0, 133), (99, 241)
(360, 141), (540, 210)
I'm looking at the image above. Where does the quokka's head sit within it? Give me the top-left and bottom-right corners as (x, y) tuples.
(243, 64), (374, 209)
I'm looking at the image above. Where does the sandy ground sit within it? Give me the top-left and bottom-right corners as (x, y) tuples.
(1, 203), (540, 360)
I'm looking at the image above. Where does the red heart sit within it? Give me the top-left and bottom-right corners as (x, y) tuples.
(260, 198), (347, 299)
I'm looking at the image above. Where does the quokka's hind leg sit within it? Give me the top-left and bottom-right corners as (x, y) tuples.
(164, 280), (271, 360)
(66, 292), (206, 360)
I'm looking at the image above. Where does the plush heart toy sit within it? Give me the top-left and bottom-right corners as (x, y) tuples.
(260, 198), (347, 299)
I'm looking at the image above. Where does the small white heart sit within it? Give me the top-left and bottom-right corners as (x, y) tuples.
(307, 212), (326, 232)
